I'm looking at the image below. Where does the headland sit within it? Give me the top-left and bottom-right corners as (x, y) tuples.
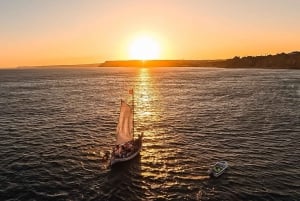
(100, 52), (300, 69)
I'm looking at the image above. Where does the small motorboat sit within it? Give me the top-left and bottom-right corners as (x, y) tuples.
(208, 161), (228, 178)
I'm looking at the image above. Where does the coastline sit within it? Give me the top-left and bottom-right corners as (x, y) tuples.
(99, 52), (300, 69)
(4, 51), (300, 70)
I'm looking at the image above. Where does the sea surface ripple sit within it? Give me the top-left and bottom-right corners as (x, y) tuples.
(0, 67), (299, 201)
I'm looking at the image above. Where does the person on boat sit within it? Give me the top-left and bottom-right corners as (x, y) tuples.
(126, 142), (133, 150)
(125, 142), (134, 157)
(214, 164), (221, 172)
(120, 145), (126, 158)
(114, 145), (122, 158)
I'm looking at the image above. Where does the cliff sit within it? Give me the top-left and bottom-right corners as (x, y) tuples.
(222, 51), (300, 69)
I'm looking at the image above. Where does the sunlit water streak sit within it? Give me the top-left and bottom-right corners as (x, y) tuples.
(0, 67), (299, 201)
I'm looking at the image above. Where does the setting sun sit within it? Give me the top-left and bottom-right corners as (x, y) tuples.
(129, 36), (160, 60)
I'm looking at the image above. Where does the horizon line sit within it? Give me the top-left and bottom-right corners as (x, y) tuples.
(1, 50), (299, 69)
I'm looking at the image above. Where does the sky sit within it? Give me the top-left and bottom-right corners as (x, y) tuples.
(1, 0), (300, 67)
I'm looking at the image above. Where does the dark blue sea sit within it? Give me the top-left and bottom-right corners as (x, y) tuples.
(0, 67), (299, 201)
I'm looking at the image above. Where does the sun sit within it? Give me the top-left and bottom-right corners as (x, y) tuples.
(129, 36), (160, 60)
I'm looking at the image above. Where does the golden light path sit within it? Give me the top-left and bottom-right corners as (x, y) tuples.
(135, 68), (157, 134)
(134, 68), (177, 191)
(134, 68), (209, 196)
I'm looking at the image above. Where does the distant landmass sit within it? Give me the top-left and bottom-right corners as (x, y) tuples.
(100, 51), (300, 69)
(100, 59), (221, 67)
(221, 51), (300, 69)
(18, 51), (300, 69)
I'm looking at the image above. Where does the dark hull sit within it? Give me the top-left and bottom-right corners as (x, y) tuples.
(110, 135), (142, 166)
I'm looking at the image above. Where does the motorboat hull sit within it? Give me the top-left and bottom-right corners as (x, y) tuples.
(208, 161), (228, 178)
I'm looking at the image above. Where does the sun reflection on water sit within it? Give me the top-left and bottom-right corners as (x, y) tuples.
(135, 68), (160, 130)
(134, 68), (172, 190)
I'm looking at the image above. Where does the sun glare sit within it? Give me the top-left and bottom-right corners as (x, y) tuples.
(129, 36), (160, 60)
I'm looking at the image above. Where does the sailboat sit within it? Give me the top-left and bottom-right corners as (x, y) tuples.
(110, 90), (143, 166)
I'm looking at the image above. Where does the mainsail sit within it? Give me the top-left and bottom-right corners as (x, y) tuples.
(116, 100), (133, 145)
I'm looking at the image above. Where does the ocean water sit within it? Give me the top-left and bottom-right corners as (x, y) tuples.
(0, 67), (299, 201)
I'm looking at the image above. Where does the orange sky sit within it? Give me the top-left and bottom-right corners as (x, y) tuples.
(1, 0), (300, 68)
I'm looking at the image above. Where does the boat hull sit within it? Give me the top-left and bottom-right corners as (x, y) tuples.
(110, 134), (142, 166)
(208, 161), (228, 178)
